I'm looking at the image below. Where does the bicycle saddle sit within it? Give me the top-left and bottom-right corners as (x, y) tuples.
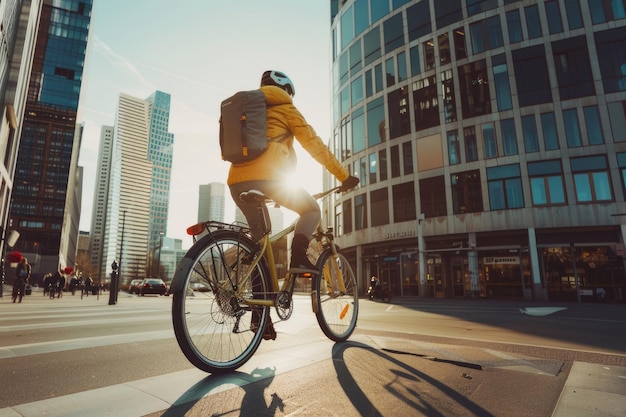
(239, 189), (267, 204)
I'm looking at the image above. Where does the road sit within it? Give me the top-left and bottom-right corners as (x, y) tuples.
(0, 287), (625, 416)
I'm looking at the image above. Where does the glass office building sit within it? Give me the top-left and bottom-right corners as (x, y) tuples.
(329, 0), (626, 302)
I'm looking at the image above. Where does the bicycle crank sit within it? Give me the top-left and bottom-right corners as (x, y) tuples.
(275, 291), (293, 320)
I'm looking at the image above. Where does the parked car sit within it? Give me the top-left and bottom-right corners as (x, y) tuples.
(190, 282), (211, 292)
(139, 278), (167, 296)
(129, 279), (143, 294)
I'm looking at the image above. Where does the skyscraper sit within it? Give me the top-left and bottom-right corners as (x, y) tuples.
(0, 0), (42, 282)
(89, 126), (114, 281)
(8, 0), (93, 278)
(198, 182), (225, 223)
(100, 91), (174, 285)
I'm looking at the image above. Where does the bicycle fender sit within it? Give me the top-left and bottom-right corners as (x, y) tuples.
(168, 257), (196, 294)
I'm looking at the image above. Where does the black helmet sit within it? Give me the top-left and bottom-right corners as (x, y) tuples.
(261, 70), (295, 97)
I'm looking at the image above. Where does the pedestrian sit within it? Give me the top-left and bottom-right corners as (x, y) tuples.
(12, 257), (31, 303)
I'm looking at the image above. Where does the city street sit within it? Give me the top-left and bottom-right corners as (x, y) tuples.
(0, 286), (625, 416)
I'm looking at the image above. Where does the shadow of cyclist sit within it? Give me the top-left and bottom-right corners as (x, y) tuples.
(331, 341), (495, 417)
(160, 367), (283, 417)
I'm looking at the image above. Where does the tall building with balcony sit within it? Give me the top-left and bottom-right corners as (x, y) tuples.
(100, 91), (174, 286)
(8, 0), (92, 279)
(330, 0), (626, 302)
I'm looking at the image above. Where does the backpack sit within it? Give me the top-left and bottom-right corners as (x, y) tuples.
(219, 90), (289, 163)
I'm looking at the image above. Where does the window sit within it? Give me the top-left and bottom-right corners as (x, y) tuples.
(393, 182), (417, 222)
(379, 149), (388, 181)
(448, 130), (461, 165)
(616, 152), (626, 198)
(374, 64), (383, 93)
(528, 160), (566, 205)
(487, 164), (524, 210)
(506, 9), (523, 43)
(458, 60), (491, 118)
(403, 141), (414, 175)
(367, 97), (385, 146)
(364, 26), (381, 65)
(541, 112), (560, 150)
(352, 107), (365, 154)
(407, 1), (432, 41)
(351, 76), (364, 107)
(492, 54), (512, 111)
(545, 0), (564, 34)
(454, 27), (467, 60)
(434, 0), (463, 29)
(355, 193), (368, 230)
(424, 39), (435, 71)
(397, 52), (407, 82)
(513, 46), (552, 107)
(385, 57), (395, 87)
(608, 101), (626, 142)
(438, 33), (451, 65)
(553, 36), (595, 100)
(371, 0), (389, 22)
(564, 0), (584, 29)
(525, 5), (543, 39)
(343, 199), (353, 234)
(409, 45), (421, 76)
(451, 170), (483, 214)
(441, 69), (457, 122)
(369, 153), (377, 184)
(588, 0), (626, 24)
(388, 87), (410, 139)
(470, 16), (503, 54)
(391, 145), (401, 178)
(595, 27), (626, 93)
(412, 75), (440, 131)
(464, 126), (479, 162)
(467, 0), (498, 16)
(384, 13), (404, 53)
(584, 106), (604, 145)
(365, 69), (373, 97)
(483, 123), (498, 158)
(355, 0), (370, 36)
(571, 155), (613, 202)
(371, 188), (389, 226)
(419, 176), (447, 218)
(563, 109), (582, 147)
(349, 40), (362, 76)
(521, 115), (539, 153)
(501, 118), (518, 156)
(340, 5), (354, 50)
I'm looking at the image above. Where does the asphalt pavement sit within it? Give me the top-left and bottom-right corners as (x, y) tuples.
(0, 287), (625, 416)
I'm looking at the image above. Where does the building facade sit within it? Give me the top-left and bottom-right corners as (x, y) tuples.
(8, 0), (92, 281)
(198, 182), (225, 223)
(0, 0), (42, 290)
(100, 91), (174, 287)
(88, 125), (113, 281)
(329, 0), (626, 302)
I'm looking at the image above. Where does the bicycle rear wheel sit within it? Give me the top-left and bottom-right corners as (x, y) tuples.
(313, 250), (358, 342)
(172, 230), (271, 373)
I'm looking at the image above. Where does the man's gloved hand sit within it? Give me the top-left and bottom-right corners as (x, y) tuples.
(338, 175), (359, 192)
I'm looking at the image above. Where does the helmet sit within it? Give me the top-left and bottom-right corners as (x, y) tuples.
(261, 70), (295, 97)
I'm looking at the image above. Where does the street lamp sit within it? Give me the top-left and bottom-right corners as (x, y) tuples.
(156, 232), (164, 279)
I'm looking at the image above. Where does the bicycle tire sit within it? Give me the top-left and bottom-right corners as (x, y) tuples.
(313, 250), (358, 342)
(172, 230), (271, 373)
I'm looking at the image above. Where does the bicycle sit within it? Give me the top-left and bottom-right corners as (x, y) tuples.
(170, 186), (359, 373)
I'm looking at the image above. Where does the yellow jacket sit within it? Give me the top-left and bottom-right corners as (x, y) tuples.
(227, 85), (349, 185)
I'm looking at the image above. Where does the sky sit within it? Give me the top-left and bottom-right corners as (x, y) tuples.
(77, 1), (334, 248)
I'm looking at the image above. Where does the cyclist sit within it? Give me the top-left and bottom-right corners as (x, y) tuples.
(228, 70), (359, 273)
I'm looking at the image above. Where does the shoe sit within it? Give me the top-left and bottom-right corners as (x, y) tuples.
(290, 234), (319, 275)
(251, 313), (277, 340)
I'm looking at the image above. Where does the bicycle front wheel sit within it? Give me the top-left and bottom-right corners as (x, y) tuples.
(172, 230), (271, 373)
(313, 250), (358, 342)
